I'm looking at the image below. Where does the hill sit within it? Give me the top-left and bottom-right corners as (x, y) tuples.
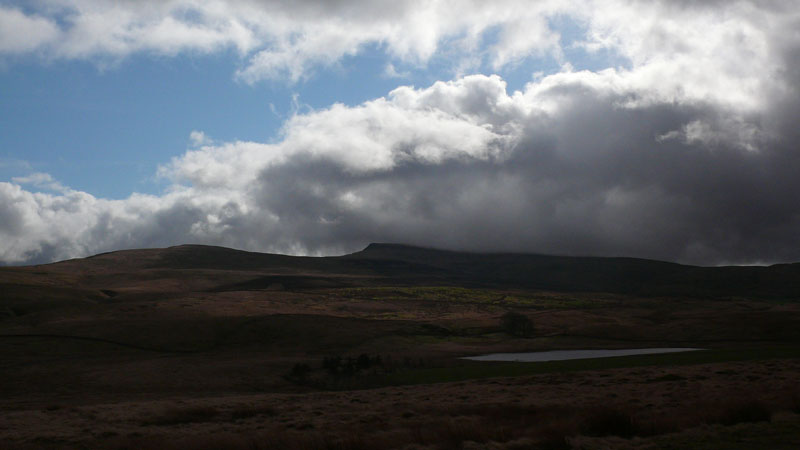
(5, 243), (799, 300)
(350, 243), (800, 298)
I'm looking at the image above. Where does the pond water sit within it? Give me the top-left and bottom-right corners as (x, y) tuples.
(462, 348), (703, 362)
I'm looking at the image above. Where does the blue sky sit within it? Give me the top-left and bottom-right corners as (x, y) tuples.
(0, 10), (621, 199)
(1, 1), (798, 266)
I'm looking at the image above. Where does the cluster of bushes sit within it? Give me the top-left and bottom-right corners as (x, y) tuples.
(288, 354), (384, 380)
(287, 353), (430, 389)
(500, 311), (534, 337)
(321, 354), (382, 376)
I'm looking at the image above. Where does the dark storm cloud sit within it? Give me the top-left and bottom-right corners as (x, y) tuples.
(232, 77), (800, 265)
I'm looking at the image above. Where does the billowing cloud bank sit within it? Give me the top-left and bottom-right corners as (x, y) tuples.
(3, 0), (794, 88)
(2, 0), (800, 265)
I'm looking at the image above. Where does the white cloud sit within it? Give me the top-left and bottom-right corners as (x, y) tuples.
(489, 13), (563, 69)
(383, 62), (409, 79)
(2, 0), (789, 116)
(0, 6), (59, 53)
(189, 130), (212, 147)
(11, 172), (69, 193)
(2, 0), (791, 110)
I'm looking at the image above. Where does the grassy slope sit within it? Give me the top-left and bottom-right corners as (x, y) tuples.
(1, 244), (799, 448)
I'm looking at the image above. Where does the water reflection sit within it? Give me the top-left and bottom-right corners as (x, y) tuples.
(462, 348), (702, 362)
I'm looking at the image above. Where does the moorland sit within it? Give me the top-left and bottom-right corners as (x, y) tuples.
(1, 243), (800, 449)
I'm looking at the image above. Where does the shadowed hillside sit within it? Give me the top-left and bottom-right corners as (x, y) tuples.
(348, 243), (800, 298)
(3, 243), (799, 299)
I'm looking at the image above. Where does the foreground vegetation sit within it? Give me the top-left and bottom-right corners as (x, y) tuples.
(2, 244), (799, 448)
(11, 358), (800, 450)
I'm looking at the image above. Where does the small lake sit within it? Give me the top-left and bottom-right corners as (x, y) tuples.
(462, 348), (703, 362)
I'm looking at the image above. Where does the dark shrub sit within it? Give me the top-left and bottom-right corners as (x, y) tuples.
(501, 311), (534, 337)
(356, 354), (372, 370)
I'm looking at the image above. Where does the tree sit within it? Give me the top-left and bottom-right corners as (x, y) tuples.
(501, 311), (534, 337)
(356, 353), (372, 370)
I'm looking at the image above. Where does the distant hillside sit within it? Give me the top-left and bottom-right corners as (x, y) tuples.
(347, 243), (800, 298)
(2, 243), (799, 299)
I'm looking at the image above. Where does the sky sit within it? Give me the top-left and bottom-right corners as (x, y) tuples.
(1, 0), (799, 266)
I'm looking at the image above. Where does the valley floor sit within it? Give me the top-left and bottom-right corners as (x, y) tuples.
(3, 245), (800, 448)
(2, 357), (799, 449)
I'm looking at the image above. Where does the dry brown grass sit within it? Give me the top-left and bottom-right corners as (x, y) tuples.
(141, 406), (220, 426)
(230, 404), (278, 420)
(3, 357), (798, 449)
(5, 395), (795, 450)
(3, 245), (800, 450)
(100, 400), (785, 450)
